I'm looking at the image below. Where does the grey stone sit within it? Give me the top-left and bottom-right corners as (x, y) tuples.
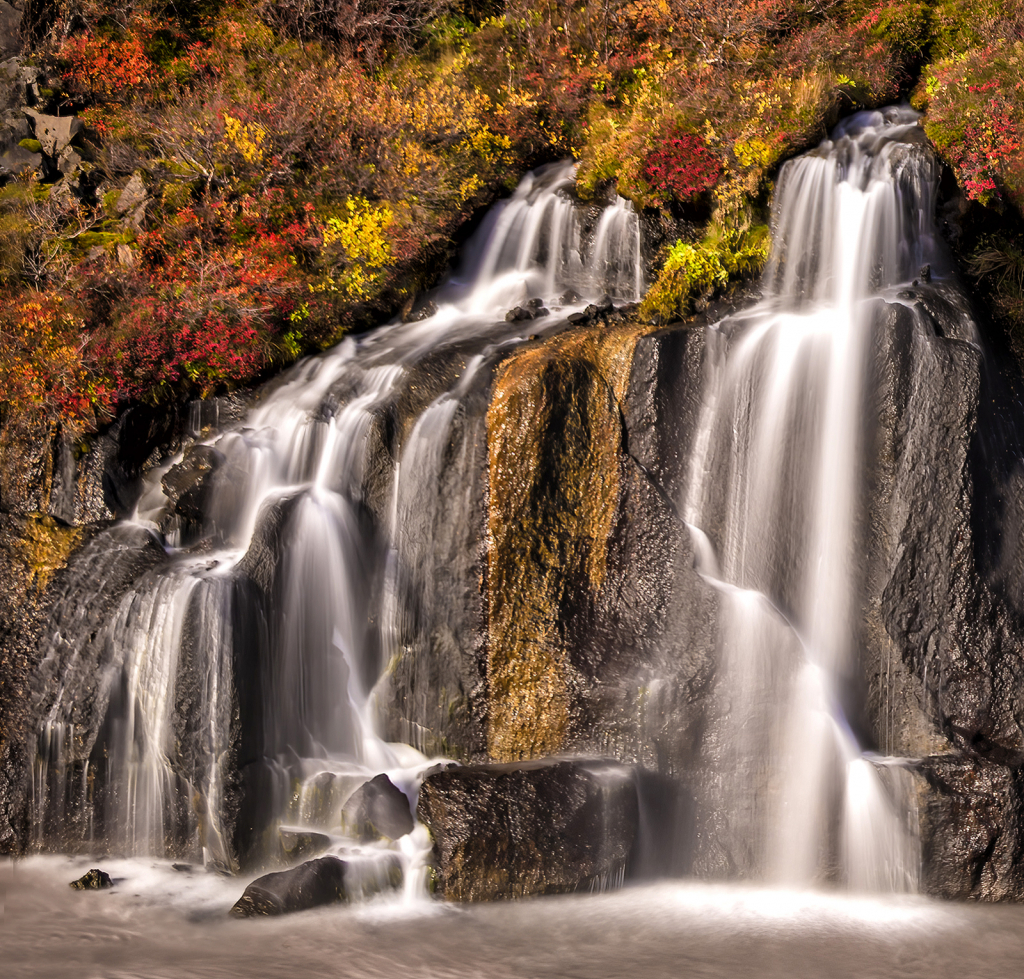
(0, 3), (20, 58)
(116, 173), (146, 216)
(57, 144), (81, 176)
(0, 142), (36, 174)
(342, 773), (413, 842)
(24, 108), (83, 158)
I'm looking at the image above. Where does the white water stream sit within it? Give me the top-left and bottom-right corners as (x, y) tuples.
(684, 107), (936, 889)
(28, 110), (948, 904)
(30, 162), (643, 882)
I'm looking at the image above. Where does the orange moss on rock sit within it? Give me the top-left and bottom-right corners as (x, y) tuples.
(485, 322), (652, 761)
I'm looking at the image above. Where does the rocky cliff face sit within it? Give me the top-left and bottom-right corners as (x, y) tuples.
(3, 276), (1024, 900)
(4, 175), (1024, 900)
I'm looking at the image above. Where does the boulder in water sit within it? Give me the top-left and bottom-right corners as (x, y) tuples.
(69, 868), (113, 890)
(403, 298), (438, 322)
(417, 759), (638, 900)
(229, 854), (402, 917)
(230, 856), (347, 917)
(342, 774), (414, 842)
(505, 305), (535, 322)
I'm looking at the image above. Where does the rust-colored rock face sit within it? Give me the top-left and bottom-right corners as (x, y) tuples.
(485, 324), (650, 762)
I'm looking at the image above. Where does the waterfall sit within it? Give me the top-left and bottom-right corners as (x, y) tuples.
(27, 115), (938, 897)
(683, 107), (932, 890)
(28, 161), (644, 868)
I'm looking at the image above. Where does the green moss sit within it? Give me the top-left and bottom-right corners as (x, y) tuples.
(18, 138), (42, 154)
(75, 231), (131, 252)
(640, 222), (770, 324)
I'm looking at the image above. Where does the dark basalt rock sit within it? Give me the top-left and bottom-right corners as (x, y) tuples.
(403, 299), (438, 322)
(230, 856), (348, 917)
(160, 444), (224, 529)
(279, 828), (333, 862)
(69, 868), (113, 890)
(342, 774), (413, 842)
(417, 759), (639, 901)
(505, 305), (535, 322)
(229, 854), (402, 917)
(916, 756), (1024, 900)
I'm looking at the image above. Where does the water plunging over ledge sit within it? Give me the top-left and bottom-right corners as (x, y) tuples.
(24, 110), (956, 900)
(28, 161), (645, 874)
(683, 106), (938, 890)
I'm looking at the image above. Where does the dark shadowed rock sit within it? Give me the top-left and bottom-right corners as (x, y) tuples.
(505, 305), (535, 322)
(403, 298), (438, 322)
(161, 444), (223, 527)
(916, 756), (1024, 900)
(417, 759), (639, 901)
(69, 868), (113, 890)
(279, 827), (332, 862)
(229, 854), (402, 917)
(342, 774), (413, 841)
(230, 856), (348, 916)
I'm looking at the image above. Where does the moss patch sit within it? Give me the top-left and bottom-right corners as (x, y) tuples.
(485, 322), (653, 761)
(18, 515), (82, 592)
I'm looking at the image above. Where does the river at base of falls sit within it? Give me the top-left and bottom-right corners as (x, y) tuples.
(3, 857), (1023, 979)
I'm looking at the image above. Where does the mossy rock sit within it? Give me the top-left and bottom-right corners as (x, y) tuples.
(17, 138), (42, 154)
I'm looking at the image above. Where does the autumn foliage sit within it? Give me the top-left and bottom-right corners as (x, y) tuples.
(3, 0), (1024, 427)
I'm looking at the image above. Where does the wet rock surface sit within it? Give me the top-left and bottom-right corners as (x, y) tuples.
(417, 759), (639, 901)
(342, 774), (414, 842)
(230, 856), (348, 917)
(230, 854), (402, 917)
(69, 868), (113, 890)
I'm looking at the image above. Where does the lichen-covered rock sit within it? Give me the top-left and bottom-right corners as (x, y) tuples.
(69, 868), (113, 890)
(417, 759), (639, 901)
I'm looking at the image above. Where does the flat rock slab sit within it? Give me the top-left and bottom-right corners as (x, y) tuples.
(417, 759), (639, 901)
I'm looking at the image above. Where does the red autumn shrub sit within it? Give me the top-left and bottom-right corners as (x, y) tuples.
(642, 131), (723, 206)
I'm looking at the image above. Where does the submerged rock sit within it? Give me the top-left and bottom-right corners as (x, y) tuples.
(279, 828), (332, 862)
(342, 774), (413, 842)
(69, 868), (113, 890)
(229, 854), (402, 917)
(417, 759), (639, 901)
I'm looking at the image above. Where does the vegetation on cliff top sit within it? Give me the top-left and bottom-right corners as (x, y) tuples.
(0, 0), (1022, 427)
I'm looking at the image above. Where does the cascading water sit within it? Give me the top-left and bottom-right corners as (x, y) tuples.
(683, 107), (934, 891)
(28, 162), (644, 876)
(27, 112), (942, 900)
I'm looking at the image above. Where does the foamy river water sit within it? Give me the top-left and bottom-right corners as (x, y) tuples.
(3, 857), (1023, 978)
